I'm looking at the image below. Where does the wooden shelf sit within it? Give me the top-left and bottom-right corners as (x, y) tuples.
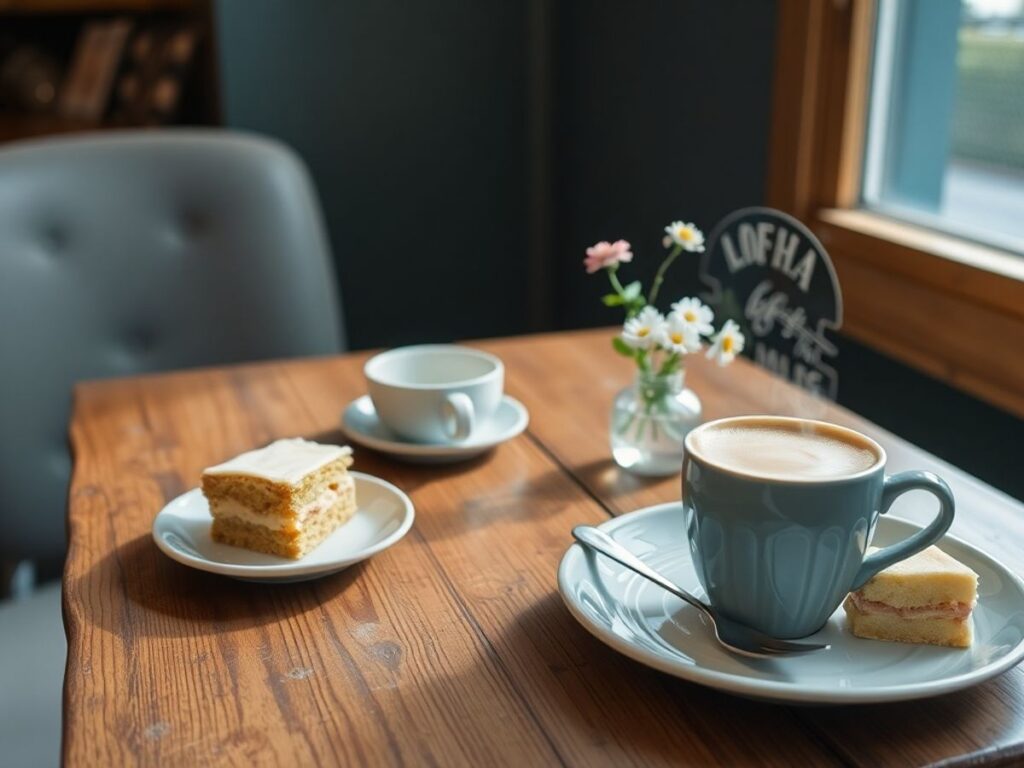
(0, 114), (105, 143)
(0, 0), (220, 141)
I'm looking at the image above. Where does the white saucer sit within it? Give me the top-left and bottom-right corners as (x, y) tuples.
(152, 472), (414, 583)
(558, 503), (1024, 704)
(341, 394), (529, 464)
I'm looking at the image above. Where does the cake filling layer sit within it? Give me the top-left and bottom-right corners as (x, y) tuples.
(210, 484), (345, 531)
(848, 592), (973, 621)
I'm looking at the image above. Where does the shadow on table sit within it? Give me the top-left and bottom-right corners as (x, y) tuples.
(307, 427), (588, 544)
(412, 590), (825, 764)
(800, 671), (1024, 765)
(415, 465), (594, 544)
(74, 532), (371, 639)
(306, 425), (495, 489)
(489, 593), (1024, 765)
(570, 457), (676, 504)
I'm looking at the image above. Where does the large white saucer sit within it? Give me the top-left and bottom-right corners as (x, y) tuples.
(153, 472), (414, 583)
(341, 394), (528, 464)
(558, 502), (1024, 704)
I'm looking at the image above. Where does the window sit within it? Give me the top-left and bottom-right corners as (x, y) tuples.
(769, 0), (1024, 421)
(863, 0), (1024, 254)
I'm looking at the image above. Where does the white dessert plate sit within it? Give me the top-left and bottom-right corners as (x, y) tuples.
(341, 394), (529, 464)
(152, 472), (414, 583)
(558, 502), (1024, 704)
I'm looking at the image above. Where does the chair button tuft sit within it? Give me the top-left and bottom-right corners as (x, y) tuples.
(125, 325), (159, 357)
(165, 210), (209, 253)
(179, 210), (210, 240)
(39, 222), (69, 256)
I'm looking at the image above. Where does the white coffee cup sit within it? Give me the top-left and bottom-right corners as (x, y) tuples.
(364, 345), (504, 443)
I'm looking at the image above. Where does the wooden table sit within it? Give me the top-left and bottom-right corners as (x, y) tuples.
(63, 328), (1024, 767)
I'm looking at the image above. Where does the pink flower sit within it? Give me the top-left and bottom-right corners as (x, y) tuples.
(584, 239), (633, 273)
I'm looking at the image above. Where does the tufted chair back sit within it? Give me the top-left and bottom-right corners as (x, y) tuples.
(0, 130), (345, 564)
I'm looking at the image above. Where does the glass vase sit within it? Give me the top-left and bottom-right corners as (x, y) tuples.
(610, 369), (703, 476)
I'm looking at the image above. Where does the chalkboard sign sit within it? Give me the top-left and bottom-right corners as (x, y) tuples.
(699, 207), (842, 399)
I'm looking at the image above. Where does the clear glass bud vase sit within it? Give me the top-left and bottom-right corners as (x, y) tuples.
(610, 369), (702, 476)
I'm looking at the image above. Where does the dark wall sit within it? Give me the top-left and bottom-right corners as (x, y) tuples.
(834, 336), (1024, 500)
(216, 0), (532, 349)
(215, 0), (776, 348)
(550, 0), (777, 329)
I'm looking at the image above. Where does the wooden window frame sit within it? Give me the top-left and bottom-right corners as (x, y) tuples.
(768, 0), (1024, 419)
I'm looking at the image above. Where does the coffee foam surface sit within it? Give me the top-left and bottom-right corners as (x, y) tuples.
(689, 422), (879, 480)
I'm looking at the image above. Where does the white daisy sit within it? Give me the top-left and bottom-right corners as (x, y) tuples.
(664, 220), (705, 252)
(621, 306), (666, 350)
(658, 314), (701, 354)
(670, 296), (715, 337)
(706, 319), (745, 366)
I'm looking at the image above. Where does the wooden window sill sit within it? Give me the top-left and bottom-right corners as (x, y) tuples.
(809, 207), (1024, 419)
(815, 207), (1024, 319)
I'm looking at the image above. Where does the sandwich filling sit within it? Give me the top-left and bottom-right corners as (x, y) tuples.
(847, 592), (974, 621)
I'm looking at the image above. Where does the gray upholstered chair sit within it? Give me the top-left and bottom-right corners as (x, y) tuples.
(0, 129), (344, 766)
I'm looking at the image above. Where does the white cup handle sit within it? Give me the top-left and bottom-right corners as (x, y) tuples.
(441, 393), (474, 441)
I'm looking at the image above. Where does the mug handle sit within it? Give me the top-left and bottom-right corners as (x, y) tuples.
(850, 470), (956, 591)
(441, 393), (475, 441)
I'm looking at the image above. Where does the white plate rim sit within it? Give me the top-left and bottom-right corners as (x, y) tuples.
(152, 471), (415, 578)
(341, 394), (529, 456)
(557, 502), (1024, 704)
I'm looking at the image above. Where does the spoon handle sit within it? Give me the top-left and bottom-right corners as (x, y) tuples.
(572, 526), (713, 620)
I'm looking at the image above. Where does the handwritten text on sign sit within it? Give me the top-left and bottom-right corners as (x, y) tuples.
(700, 208), (843, 399)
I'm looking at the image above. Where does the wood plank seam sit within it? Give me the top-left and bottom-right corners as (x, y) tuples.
(522, 431), (616, 523)
(404, 524), (571, 767)
(784, 712), (861, 768)
(274, 363), (577, 765)
(263, 362), (570, 765)
(305, 592), (404, 765)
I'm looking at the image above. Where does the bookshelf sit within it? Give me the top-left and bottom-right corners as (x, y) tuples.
(0, 0), (220, 144)
(0, 1), (194, 16)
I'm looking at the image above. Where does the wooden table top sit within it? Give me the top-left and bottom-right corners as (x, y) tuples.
(63, 328), (1024, 767)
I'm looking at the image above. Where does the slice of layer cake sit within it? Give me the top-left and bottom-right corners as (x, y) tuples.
(202, 438), (356, 559)
(844, 545), (978, 648)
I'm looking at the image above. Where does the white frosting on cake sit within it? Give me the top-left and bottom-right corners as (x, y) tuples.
(203, 438), (352, 485)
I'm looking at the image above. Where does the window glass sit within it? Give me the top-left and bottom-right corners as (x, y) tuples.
(863, 0), (1024, 253)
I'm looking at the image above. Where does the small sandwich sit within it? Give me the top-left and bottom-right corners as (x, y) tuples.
(844, 545), (978, 648)
(202, 438), (356, 559)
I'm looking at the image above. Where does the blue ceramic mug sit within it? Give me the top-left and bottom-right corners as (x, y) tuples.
(682, 415), (955, 639)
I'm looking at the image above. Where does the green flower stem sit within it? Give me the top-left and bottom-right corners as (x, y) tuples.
(607, 267), (627, 298)
(658, 352), (681, 376)
(637, 349), (651, 374)
(619, 410), (637, 437)
(647, 244), (682, 307)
